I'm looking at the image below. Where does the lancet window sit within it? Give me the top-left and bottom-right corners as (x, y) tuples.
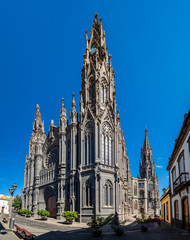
(104, 180), (113, 206)
(101, 122), (112, 165)
(101, 86), (107, 103)
(84, 121), (94, 165)
(89, 83), (95, 103)
(85, 180), (93, 207)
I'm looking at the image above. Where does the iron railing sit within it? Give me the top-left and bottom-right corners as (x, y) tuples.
(173, 172), (189, 191)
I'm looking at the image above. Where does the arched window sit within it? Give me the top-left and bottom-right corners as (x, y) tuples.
(86, 181), (93, 207)
(134, 200), (138, 210)
(125, 193), (127, 202)
(172, 167), (176, 183)
(102, 122), (112, 165)
(101, 85), (107, 103)
(104, 180), (113, 206)
(134, 182), (137, 196)
(89, 84), (95, 103)
(84, 121), (94, 165)
(178, 152), (185, 174)
(97, 123), (100, 158)
(140, 190), (144, 197)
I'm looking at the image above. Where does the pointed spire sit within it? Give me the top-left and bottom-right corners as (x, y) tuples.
(59, 98), (67, 132)
(60, 98), (67, 118)
(72, 93), (76, 109)
(143, 128), (150, 149)
(35, 104), (41, 120)
(33, 104), (44, 133)
(70, 93), (78, 124)
(50, 119), (54, 127)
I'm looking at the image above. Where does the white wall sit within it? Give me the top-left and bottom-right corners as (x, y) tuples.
(170, 130), (190, 220)
(0, 200), (10, 214)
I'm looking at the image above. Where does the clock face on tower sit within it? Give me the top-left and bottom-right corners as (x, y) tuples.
(91, 44), (96, 54)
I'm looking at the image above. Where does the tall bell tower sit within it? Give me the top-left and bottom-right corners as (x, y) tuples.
(77, 13), (131, 222)
(139, 129), (155, 179)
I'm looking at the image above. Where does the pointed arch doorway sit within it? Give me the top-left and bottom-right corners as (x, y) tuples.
(47, 196), (56, 217)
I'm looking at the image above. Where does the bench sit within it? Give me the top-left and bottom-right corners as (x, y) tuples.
(2, 217), (8, 223)
(14, 224), (24, 232)
(14, 224), (36, 239)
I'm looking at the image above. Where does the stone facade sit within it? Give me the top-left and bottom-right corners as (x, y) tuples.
(22, 14), (132, 222)
(131, 129), (160, 217)
(22, 14), (159, 222)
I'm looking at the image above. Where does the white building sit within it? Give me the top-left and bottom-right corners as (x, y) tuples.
(167, 110), (190, 231)
(0, 195), (10, 214)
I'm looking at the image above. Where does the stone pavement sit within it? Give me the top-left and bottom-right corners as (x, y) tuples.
(0, 222), (18, 240)
(1, 212), (190, 240)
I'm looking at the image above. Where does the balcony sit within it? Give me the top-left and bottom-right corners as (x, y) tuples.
(173, 172), (190, 193)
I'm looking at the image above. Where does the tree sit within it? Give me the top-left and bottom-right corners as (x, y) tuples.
(13, 195), (22, 203)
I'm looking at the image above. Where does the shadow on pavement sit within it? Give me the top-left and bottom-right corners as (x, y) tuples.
(0, 222), (8, 235)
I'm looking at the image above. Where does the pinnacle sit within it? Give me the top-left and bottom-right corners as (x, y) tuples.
(36, 104), (40, 112)
(143, 128), (150, 149)
(72, 93), (76, 108)
(62, 98), (65, 107)
(94, 12), (98, 20)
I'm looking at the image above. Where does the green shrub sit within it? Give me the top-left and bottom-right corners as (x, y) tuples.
(87, 214), (114, 230)
(25, 210), (33, 215)
(136, 214), (151, 224)
(19, 209), (27, 214)
(37, 209), (50, 217)
(62, 211), (78, 222)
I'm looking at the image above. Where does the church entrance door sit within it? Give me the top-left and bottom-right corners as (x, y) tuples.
(47, 196), (56, 217)
(140, 208), (144, 214)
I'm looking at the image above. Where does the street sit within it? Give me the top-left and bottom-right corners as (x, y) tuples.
(0, 211), (190, 240)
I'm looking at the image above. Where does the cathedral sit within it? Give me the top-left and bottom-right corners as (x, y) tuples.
(22, 14), (159, 222)
(131, 129), (159, 216)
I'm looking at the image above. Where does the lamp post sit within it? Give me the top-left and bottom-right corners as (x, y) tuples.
(9, 183), (17, 228)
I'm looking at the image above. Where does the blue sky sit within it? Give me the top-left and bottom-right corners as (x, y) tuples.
(0, 0), (190, 197)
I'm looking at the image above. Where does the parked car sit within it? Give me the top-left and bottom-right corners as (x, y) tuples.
(151, 217), (161, 222)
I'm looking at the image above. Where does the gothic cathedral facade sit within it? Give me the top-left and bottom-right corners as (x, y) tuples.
(22, 14), (159, 222)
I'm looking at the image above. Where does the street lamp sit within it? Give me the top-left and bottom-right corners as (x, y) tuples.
(9, 183), (17, 228)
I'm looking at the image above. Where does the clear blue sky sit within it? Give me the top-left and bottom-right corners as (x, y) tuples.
(0, 0), (190, 197)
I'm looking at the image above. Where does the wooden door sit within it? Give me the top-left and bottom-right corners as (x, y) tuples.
(182, 197), (189, 230)
(47, 196), (56, 217)
(140, 208), (144, 214)
(164, 204), (165, 222)
(1, 207), (4, 214)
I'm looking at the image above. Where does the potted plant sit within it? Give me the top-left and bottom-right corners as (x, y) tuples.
(19, 209), (27, 217)
(111, 218), (124, 236)
(26, 210), (33, 217)
(62, 211), (78, 224)
(136, 214), (151, 232)
(87, 214), (114, 237)
(37, 209), (50, 220)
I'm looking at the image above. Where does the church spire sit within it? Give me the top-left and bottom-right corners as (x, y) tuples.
(139, 129), (154, 179)
(143, 128), (150, 149)
(33, 104), (44, 133)
(81, 13), (116, 119)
